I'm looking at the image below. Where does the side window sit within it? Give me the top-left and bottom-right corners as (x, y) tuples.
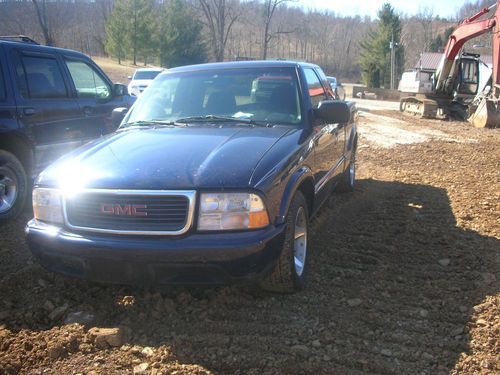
(0, 63), (6, 100)
(16, 55), (67, 99)
(304, 68), (327, 108)
(65, 59), (111, 100)
(315, 68), (334, 99)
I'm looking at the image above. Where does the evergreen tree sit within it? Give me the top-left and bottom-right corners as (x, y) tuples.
(130, 0), (155, 65)
(359, 3), (404, 88)
(105, 0), (129, 64)
(105, 0), (154, 65)
(157, 0), (207, 68)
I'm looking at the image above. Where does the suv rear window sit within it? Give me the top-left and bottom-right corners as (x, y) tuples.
(15, 55), (67, 99)
(0, 64), (5, 100)
(133, 70), (161, 80)
(65, 59), (111, 100)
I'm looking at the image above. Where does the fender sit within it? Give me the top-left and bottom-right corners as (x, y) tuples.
(344, 102), (358, 162)
(346, 123), (357, 153)
(276, 166), (314, 225)
(0, 130), (35, 174)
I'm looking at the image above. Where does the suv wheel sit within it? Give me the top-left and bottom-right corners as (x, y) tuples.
(0, 150), (28, 222)
(260, 191), (309, 293)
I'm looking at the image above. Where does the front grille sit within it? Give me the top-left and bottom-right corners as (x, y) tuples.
(64, 190), (195, 235)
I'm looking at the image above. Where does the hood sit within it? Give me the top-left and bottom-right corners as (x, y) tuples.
(37, 126), (293, 190)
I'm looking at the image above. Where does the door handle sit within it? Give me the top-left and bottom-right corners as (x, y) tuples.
(23, 107), (36, 116)
(83, 107), (93, 117)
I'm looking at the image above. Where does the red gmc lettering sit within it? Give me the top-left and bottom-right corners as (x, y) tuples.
(100, 203), (115, 215)
(131, 205), (148, 217)
(115, 204), (131, 216)
(100, 204), (148, 217)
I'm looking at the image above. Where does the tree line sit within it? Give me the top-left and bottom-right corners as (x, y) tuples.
(0, 0), (492, 86)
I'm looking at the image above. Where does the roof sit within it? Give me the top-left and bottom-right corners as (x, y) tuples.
(415, 52), (493, 70)
(168, 60), (317, 73)
(481, 55), (493, 65)
(0, 39), (90, 59)
(415, 53), (443, 71)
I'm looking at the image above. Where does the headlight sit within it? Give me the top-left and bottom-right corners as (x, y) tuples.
(198, 193), (270, 231)
(33, 188), (64, 225)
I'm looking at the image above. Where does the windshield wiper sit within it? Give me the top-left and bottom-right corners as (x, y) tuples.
(119, 120), (185, 130)
(174, 115), (271, 127)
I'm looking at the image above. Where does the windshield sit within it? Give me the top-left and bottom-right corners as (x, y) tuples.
(123, 67), (302, 126)
(133, 70), (162, 80)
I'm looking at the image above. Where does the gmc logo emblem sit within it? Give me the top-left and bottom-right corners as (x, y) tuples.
(100, 203), (148, 217)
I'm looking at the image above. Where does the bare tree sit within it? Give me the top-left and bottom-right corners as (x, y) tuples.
(197, 0), (240, 61)
(261, 0), (295, 59)
(0, 0), (460, 82)
(31, 0), (54, 46)
(415, 7), (434, 52)
(94, 0), (114, 55)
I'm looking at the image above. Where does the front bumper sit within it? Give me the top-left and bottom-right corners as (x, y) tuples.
(26, 220), (286, 286)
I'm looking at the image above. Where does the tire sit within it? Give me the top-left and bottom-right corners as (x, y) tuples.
(337, 141), (356, 193)
(0, 150), (28, 223)
(260, 191), (309, 293)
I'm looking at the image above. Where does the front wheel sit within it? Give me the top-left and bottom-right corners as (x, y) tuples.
(260, 191), (309, 293)
(0, 150), (28, 223)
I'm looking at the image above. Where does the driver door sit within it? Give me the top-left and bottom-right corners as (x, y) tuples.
(63, 57), (117, 137)
(304, 68), (339, 204)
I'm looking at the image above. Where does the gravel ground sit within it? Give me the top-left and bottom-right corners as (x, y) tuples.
(0, 107), (498, 374)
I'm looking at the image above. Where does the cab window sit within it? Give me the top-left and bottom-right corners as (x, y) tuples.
(459, 59), (479, 95)
(65, 59), (111, 100)
(304, 68), (327, 108)
(15, 55), (68, 99)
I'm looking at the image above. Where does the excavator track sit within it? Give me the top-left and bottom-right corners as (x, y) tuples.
(399, 96), (439, 118)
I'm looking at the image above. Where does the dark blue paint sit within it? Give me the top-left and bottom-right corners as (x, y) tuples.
(27, 60), (358, 286)
(0, 39), (135, 177)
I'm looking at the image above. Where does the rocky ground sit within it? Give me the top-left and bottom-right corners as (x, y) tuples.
(0, 105), (498, 374)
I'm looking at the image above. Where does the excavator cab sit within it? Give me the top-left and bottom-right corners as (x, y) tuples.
(455, 54), (480, 97)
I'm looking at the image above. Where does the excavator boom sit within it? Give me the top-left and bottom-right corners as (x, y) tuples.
(435, 3), (498, 92)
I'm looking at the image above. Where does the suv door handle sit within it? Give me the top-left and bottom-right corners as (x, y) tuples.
(83, 107), (93, 117)
(23, 107), (36, 116)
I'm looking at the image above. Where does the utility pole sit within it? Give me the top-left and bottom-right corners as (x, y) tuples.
(390, 32), (396, 90)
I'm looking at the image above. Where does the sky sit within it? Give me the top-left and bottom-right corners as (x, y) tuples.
(296, 0), (475, 19)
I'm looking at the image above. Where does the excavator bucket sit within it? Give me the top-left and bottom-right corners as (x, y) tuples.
(468, 98), (500, 128)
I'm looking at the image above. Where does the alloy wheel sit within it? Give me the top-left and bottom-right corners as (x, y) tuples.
(293, 206), (308, 276)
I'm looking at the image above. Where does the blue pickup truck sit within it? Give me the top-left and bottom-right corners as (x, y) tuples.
(26, 60), (357, 292)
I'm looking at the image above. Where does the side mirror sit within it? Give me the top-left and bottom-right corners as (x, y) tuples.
(111, 107), (128, 128)
(315, 100), (350, 123)
(113, 83), (128, 97)
(127, 75), (132, 80)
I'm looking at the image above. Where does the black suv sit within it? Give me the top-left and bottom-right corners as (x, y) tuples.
(0, 36), (133, 222)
